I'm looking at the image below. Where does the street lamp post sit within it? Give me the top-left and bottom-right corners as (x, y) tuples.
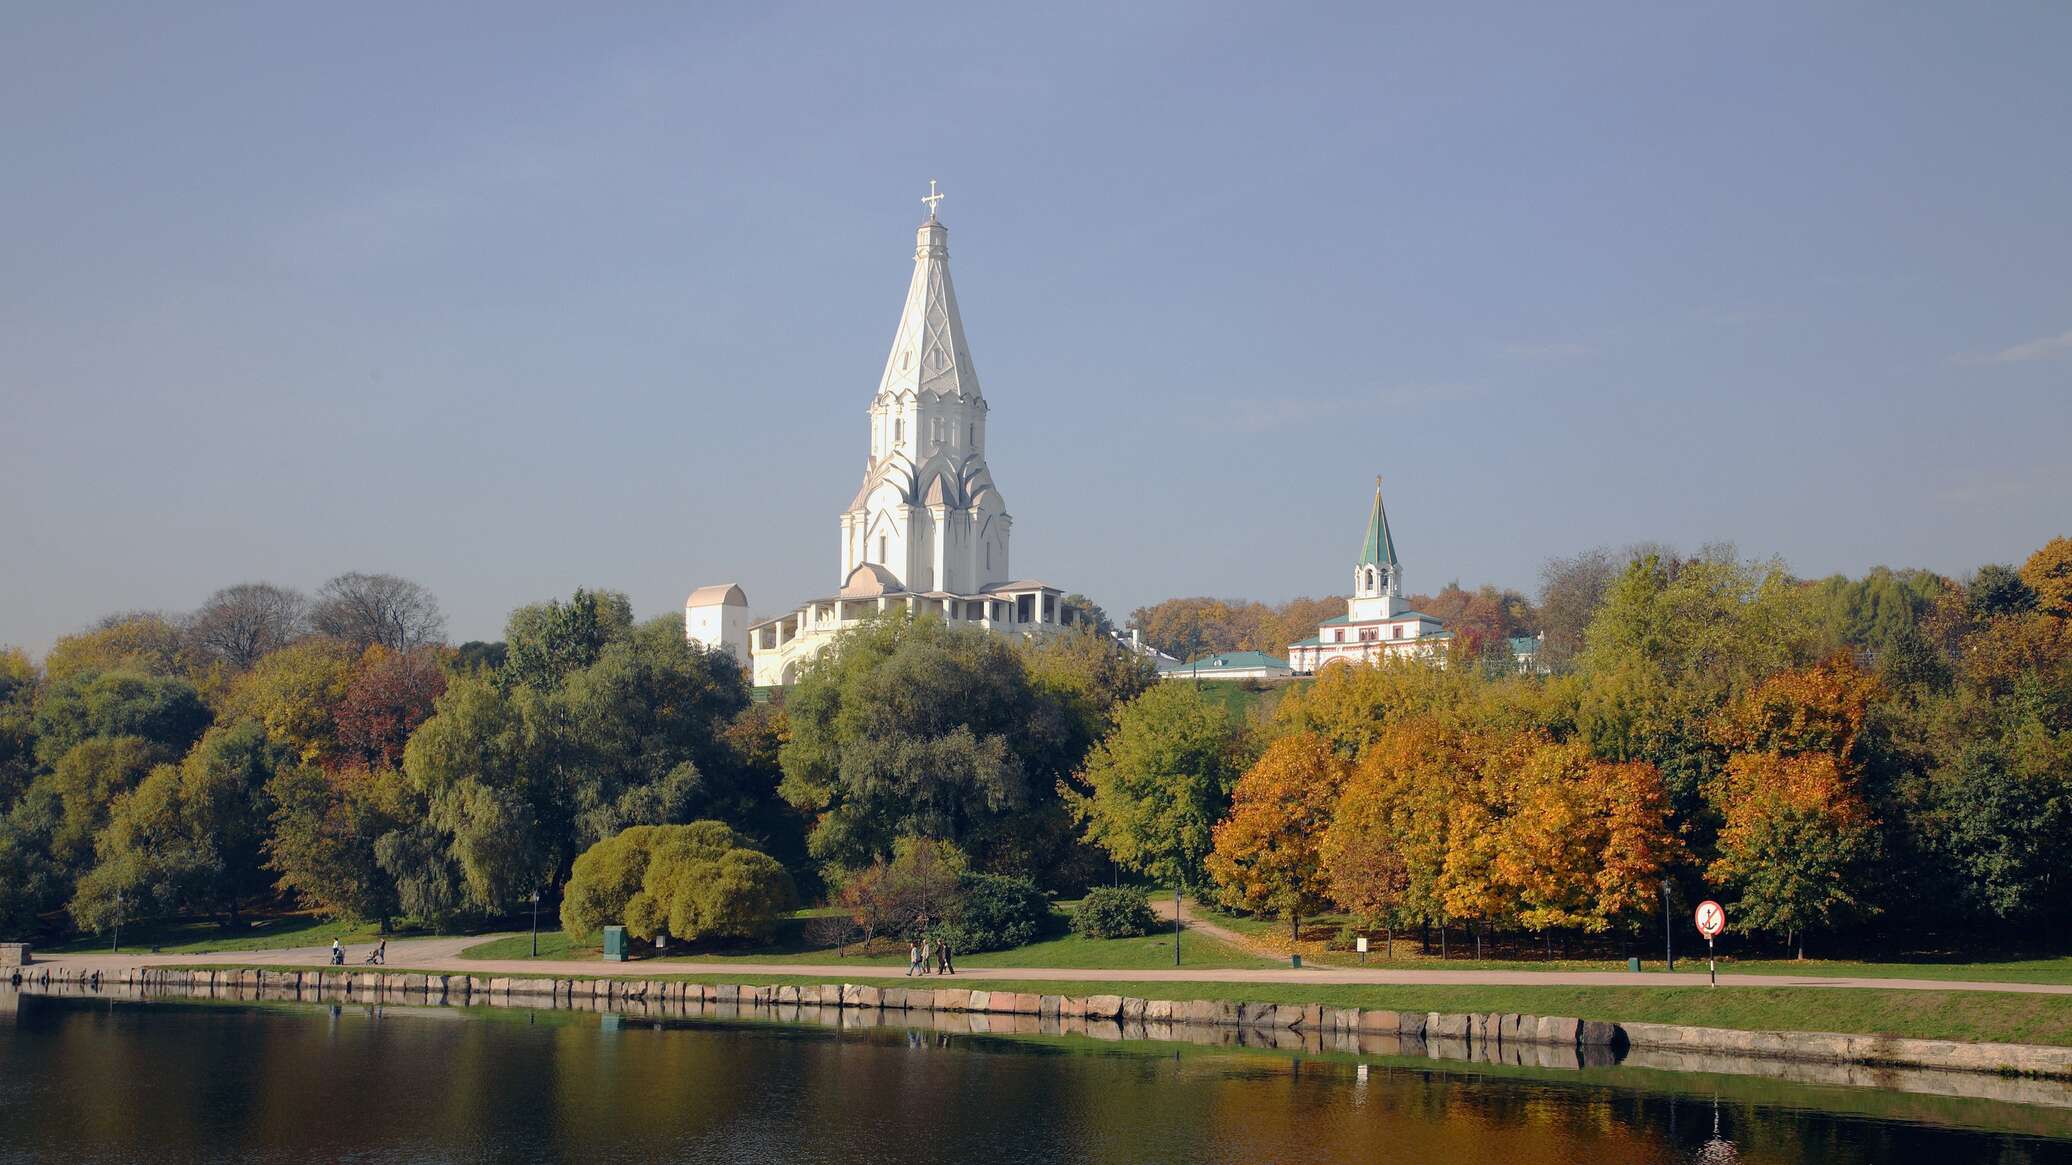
(530, 889), (541, 958)
(112, 888), (123, 953)
(1662, 881), (1674, 972)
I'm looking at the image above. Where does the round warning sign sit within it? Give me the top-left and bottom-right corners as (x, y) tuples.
(1694, 899), (1726, 939)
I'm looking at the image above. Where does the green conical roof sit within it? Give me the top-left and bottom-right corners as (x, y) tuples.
(1358, 476), (1399, 569)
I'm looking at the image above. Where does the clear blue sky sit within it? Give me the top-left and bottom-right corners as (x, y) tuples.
(5, 1), (2069, 655)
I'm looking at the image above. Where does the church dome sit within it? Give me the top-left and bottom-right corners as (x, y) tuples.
(839, 562), (904, 597)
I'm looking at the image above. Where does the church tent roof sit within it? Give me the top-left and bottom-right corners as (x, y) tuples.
(1359, 477), (1401, 569)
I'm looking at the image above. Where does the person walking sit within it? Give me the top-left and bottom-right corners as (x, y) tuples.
(907, 940), (922, 977)
(375, 938), (387, 966)
(330, 939), (343, 966)
(919, 936), (934, 976)
(937, 938), (955, 976)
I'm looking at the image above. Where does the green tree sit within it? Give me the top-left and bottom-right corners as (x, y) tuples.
(779, 616), (1066, 874)
(32, 670), (211, 768)
(70, 721), (290, 932)
(500, 587), (635, 692)
(1968, 564), (2038, 620)
(265, 764), (407, 927)
(561, 821), (792, 943)
(1066, 683), (1250, 918)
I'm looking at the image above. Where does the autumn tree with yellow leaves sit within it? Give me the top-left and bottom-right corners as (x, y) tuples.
(1206, 732), (1347, 942)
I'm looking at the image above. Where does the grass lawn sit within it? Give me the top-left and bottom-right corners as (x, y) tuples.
(1196, 903), (2072, 985)
(183, 956), (2072, 1048)
(40, 914), (393, 956)
(459, 909), (1273, 971)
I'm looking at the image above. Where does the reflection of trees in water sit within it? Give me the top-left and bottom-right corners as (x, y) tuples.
(5, 996), (2065, 1163)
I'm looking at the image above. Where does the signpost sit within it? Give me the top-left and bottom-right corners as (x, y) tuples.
(1694, 899), (1725, 987)
(1356, 935), (1369, 964)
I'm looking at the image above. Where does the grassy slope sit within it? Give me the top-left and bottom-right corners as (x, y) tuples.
(39, 914), (392, 956)
(461, 911), (1272, 971)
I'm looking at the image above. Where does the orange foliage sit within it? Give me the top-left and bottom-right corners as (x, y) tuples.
(1206, 732), (1347, 929)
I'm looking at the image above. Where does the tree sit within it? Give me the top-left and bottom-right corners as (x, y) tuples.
(561, 822), (793, 943)
(1705, 656), (1884, 955)
(1066, 683), (1250, 910)
(70, 721), (289, 930)
(500, 588), (635, 692)
(1269, 656), (1478, 758)
(335, 647), (448, 769)
(1537, 549), (1619, 670)
(779, 617), (1066, 874)
(32, 670), (211, 768)
(1206, 732), (1348, 941)
(545, 618), (754, 850)
(1485, 737), (1676, 934)
(400, 673), (552, 915)
(835, 836), (968, 946)
(265, 764), (407, 926)
(220, 638), (356, 764)
(1967, 564), (2037, 620)
(42, 613), (199, 683)
(187, 583), (308, 670)
(0, 647), (39, 809)
(311, 572), (446, 651)
(2020, 537), (2072, 618)
(1059, 593), (1115, 637)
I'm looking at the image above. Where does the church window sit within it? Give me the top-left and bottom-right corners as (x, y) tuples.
(1360, 627), (1376, 642)
(985, 543), (991, 570)
(968, 423), (975, 444)
(895, 417), (903, 443)
(1393, 625), (1404, 640)
(878, 535), (887, 563)
(1333, 630), (1344, 643)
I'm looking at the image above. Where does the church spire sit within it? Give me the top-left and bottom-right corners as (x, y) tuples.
(874, 181), (980, 402)
(1358, 475), (1400, 571)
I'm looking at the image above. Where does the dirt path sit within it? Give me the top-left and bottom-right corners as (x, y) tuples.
(29, 939), (2072, 996)
(1148, 896), (1311, 965)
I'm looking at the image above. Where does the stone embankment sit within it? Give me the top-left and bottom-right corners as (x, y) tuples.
(12, 962), (2072, 1084)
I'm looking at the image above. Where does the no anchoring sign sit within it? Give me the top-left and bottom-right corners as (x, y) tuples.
(1694, 900), (1725, 939)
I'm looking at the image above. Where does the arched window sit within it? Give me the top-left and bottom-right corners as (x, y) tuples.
(985, 543), (991, 570)
(894, 417), (904, 443)
(878, 535), (887, 563)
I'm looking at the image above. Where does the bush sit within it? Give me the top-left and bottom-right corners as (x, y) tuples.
(1071, 886), (1156, 939)
(939, 872), (1050, 952)
(561, 821), (795, 944)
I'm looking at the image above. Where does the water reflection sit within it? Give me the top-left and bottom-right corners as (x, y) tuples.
(2, 993), (2069, 1164)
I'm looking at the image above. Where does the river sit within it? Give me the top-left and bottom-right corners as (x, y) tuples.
(5, 991), (2071, 1163)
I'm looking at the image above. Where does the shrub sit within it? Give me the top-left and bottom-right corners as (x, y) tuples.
(561, 821), (795, 943)
(939, 872), (1050, 952)
(1071, 886), (1156, 939)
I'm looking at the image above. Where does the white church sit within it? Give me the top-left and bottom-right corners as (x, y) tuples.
(685, 188), (1084, 686)
(1286, 478), (1452, 672)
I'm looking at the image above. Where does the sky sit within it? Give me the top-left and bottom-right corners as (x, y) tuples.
(4, 1), (2069, 655)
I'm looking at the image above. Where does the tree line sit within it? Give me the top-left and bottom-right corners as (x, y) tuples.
(3, 535), (2068, 961)
(1086, 538), (2072, 956)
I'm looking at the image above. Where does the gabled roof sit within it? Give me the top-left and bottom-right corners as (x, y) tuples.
(1359, 476), (1401, 570)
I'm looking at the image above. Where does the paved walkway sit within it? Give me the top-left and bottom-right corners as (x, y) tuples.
(26, 937), (2072, 997)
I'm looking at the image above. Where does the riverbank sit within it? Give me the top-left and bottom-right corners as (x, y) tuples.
(16, 961), (2072, 1088)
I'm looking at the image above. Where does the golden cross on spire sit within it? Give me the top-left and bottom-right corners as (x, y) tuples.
(922, 178), (944, 219)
